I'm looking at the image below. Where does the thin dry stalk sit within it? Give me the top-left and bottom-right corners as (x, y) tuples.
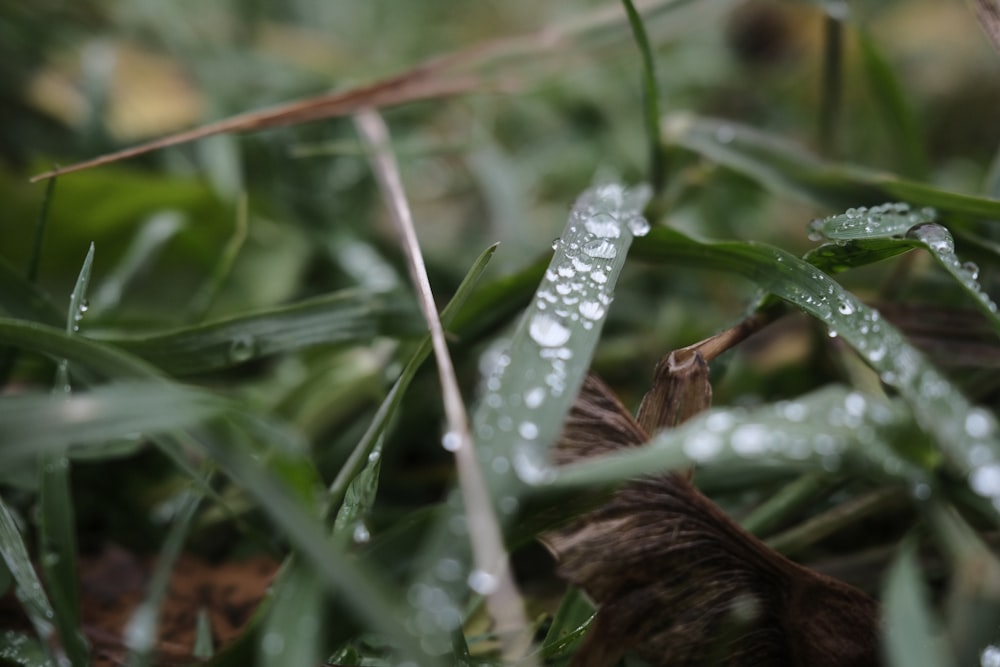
(353, 109), (533, 663)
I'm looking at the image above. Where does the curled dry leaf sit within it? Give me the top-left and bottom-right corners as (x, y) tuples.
(543, 369), (880, 667)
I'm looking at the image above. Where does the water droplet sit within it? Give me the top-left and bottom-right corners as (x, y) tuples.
(590, 269), (608, 284)
(578, 300), (606, 320)
(513, 443), (556, 485)
(837, 300), (855, 315)
(557, 265), (575, 278)
(529, 313), (571, 347)
(352, 522), (371, 544)
(970, 463), (1000, 498)
(912, 482), (932, 500)
(368, 451), (381, 463)
(572, 257), (593, 272)
(627, 216), (650, 237)
(684, 431), (723, 462)
(228, 335), (257, 363)
(468, 570), (498, 595)
(441, 431), (462, 452)
(583, 239), (617, 259)
(498, 496), (519, 514)
(585, 213), (622, 238)
(966, 409), (994, 438)
(982, 645), (1000, 667)
(963, 261), (980, 280)
(551, 238), (562, 250)
(731, 424), (769, 456)
(518, 421), (539, 440)
(523, 386), (546, 409)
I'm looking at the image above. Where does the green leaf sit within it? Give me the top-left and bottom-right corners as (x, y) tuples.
(0, 383), (225, 467)
(809, 205), (1000, 334)
(883, 538), (955, 667)
(632, 227), (1000, 507)
(259, 560), (323, 667)
(663, 113), (1000, 220)
(408, 183), (652, 656)
(0, 497), (58, 664)
(102, 288), (422, 375)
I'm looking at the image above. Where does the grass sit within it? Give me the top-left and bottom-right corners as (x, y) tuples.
(2, 0), (1000, 665)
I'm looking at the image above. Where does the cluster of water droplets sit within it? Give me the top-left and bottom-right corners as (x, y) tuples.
(468, 184), (651, 488)
(807, 202), (936, 242)
(906, 223), (998, 316)
(807, 204), (1000, 509)
(675, 389), (914, 477)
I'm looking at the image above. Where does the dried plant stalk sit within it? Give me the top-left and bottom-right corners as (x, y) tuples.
(544, 373), (880, 667)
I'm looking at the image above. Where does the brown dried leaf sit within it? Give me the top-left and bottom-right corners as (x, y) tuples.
(544, 374), (880, 667)
(635, 350), (711, 434)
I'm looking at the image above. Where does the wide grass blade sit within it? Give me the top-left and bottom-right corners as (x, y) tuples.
(407, 183), (651, 658)
(104, 288), (422, 375)
(882, 538), (955, 667)
(0, 383), (226, 467)
(0, 497), (59, 664)
(663, 113), (1000, 220)
(632, 227), (1000, 508)
(550, 385), (922, 490)
(810, 204), (1000, 332)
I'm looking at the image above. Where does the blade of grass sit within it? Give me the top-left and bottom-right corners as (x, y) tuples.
(809, 204), (1000, 334)
(621, 0), (666, 194)
(125, 489), (202, 667)
(882, 537), (956, 667)
(0, 383), (227, 466)
(37, 246), (94, 667)
(258, 560), (323, 667)
(186, 193), (249, 321)
(89, 212), (185, 314)
(325, 243), (497, 519)
(550, 385), (923, 491)
(100, 288), (422, 375)
(858, 30), (929, 179)
(818, 8), (845, 157)
(407, 183), (651, 658)
(663, 113), (1000, 220)
(631, 227), (1000, 508)
(0, 497), (60, 666)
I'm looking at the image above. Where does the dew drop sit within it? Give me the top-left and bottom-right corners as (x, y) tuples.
(965, 409), (994, 438)
(963, 261), (980, 280)
(441, 431), (462, 452)
(578, 300), (606, 320)
(837, 300), (855, 315)
(228, 335), (257, 363)
(583, 239), (617, 259)
(352, 522), (371, 544)
(585, 213), (622, 239)
(627, 216), (651, 237)
(518, 421), (539, 440)
(551, 238), (561, 250)
(731, 424), (770, 456)
(572, 257), (593, 272)
(468, 570), (498, 595)
(368, 451), (381, 464)
(684, 432), (723, 462)
(523, 386), (546, 409)
(970, 463), (1000, 498)
(590, 269), (608, 284)
(557, 265), (575, 278)
(529, 313), (571, 347)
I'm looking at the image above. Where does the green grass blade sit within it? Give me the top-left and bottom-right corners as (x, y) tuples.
(35, 244), (94, 667)
(326, 243), (498, 518)
(409, 183), (651, 657)
(621, 0), (665, 194)
(810, 205), (1000, 333)
(858, 30), (929, 179)
(0, 255), (63, 325)
(0, 630), (50, 667)
(632, 227), (1000, 508)
(663, 113), (1000, 220)
(551, 385), (922, 490)
(90, 212), (184, 313)
(258, 560), (323, 667)
(0, 497), (59, 664)
(103, 288), (422, 374)
(125, 490), (201, 667)
(883, 537), (956, 667)
(0, 383), (226, 467)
